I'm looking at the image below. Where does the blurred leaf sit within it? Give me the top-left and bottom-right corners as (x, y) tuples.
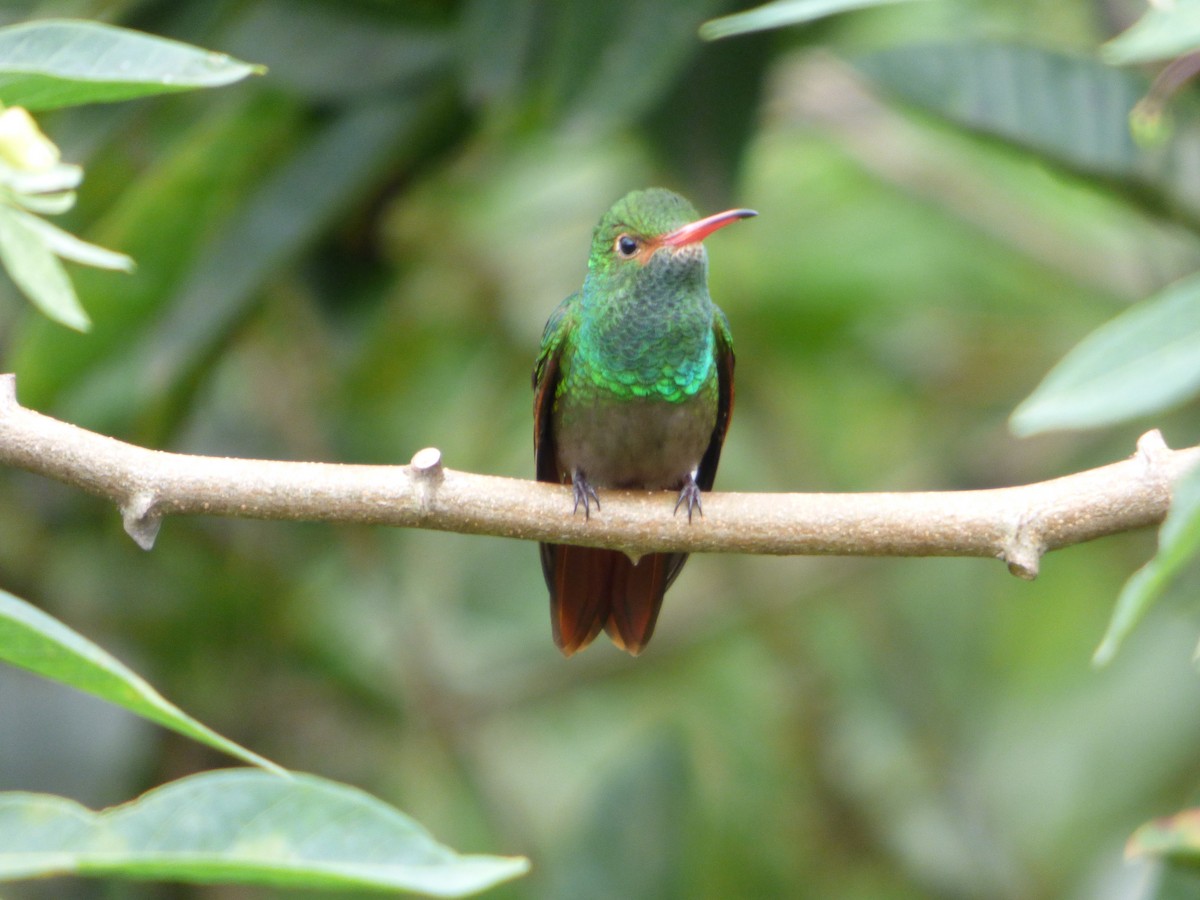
(853, 42), (1144, 179)
(16, 211), (133, 271)
(561, 0), (723, 130)
(547, 731), (693, 899)
(0, 202), (89, 329)
(701, 0), (925, 40)
(1104, 0), (1200, 66)
(1092, 463), (1200, 666)
(0, 588), (283, 773)
(0, 19), (262, 110)
(1147, 863), (1200, 900)
(222, 1), (451, 102)
(506, 0), (718, 130)
(9, 95), (303, 411)
(848, 41), (1200, 232)
(98, 94), (443, 438)
(1011, 273), (1200, 435)
(12, 187), (75, 215)
(645, 28), (771, 205)
(0, 770), (530, 895)
(459, 0), (538, 109)
(1128, 807), (1200, 861)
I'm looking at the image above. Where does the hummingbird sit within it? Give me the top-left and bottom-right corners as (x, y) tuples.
(533, 188), (755, 656)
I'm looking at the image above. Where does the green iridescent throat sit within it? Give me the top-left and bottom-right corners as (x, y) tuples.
(567, 253), (715, 403)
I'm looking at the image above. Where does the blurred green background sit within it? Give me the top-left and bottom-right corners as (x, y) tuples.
(2, 0), (1200, 897)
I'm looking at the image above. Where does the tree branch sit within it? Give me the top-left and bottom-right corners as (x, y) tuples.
(0, 373), (1195, 578)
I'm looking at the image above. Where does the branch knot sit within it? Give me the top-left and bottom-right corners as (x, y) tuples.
(121, 491), (162, 551)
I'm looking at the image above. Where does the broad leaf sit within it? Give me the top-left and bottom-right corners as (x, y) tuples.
(853, 43), (1145, 180)
(0, 770), (530, 895)
(1011, 273), (1200, 435)
(0, 19), (262, 110)
(1092, 462), (1200, 666)
(1104, 0), (1200, 66)
(0, 589), (282, 773)
(701, 0), (925, 40)
(0, 202), (89, 330)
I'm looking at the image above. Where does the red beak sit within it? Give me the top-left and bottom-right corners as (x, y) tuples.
(660, 208), (757, 247)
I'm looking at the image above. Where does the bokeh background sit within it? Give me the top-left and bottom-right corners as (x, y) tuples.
(2, 0), (1200, 897)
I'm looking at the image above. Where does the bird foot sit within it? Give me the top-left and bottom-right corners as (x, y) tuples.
(572, 472), (600, 519)
(674, 474), (703, 522)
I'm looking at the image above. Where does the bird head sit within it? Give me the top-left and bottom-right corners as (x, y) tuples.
(584, 188), (755, 297)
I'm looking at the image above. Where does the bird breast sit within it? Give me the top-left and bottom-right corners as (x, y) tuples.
(552, 390), (716, 489)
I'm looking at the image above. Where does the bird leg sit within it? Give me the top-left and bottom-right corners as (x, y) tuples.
(572, 470), (600, 519)
(674, 471), (703, 522)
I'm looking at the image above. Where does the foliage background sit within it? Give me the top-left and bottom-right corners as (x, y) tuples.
(2, 0), (1200, 897)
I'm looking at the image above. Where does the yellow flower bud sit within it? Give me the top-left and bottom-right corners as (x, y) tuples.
(0, 106), (61, 172)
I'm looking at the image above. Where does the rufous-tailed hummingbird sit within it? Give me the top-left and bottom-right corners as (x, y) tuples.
(533, 188), (755, 656)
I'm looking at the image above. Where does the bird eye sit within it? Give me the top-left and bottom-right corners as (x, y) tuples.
(614, 234), (639, 258)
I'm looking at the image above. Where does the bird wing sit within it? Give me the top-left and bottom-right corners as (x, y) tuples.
(532, 292), (577, 483)
(534, 292), (617, 655)
(696, 308), (735, 492)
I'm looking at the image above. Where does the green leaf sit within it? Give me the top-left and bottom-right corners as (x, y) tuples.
(1092, 462), (1200, 666)
(0, 771), (529, 895)
(700, 0), (925, 40)
(853, 43), (1144, 180)
(459, 0), (538, 109)
(16, 211), (134, 272)
(1128, 807), (1200, 862)
(547, 731), (692, 898)
(222, 0), (451, 101)
(0, 202), (89, 330)
(8, 95), (303, 410)
(1104, 0), (1200, 66)
(0, 589), (283, 774)
(12, 189), (75, 215)
(0, 19), (262, 111)
(81, 96), (438, 438)
(1011, 273), (1200, 436)
(852, 40), (1200, 232)
(560, 0), (724, 130)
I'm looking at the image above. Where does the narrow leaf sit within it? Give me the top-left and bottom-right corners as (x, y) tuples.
(14, 208), (134, 271)
(103, 97), (433, 433)
(1011, 273), (1200, 436)
(4, 163), (82, 195)
(1128, 808), (1200, 862)
(12, 190), (76, 215)
(222, 1), (451, 101)
(0, 589), (283, 774)
(0, 203), (89, 330)
(1104, 0), (1200, 66)
(701, 0), (924, 40)
(0, 770), (529, 896)
(0, 19), (263, 111)
(7, 95), (303, 409)
(1093, 463), (1200, 666)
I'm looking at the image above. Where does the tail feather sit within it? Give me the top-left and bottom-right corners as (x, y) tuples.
(542, 543), (687, 656)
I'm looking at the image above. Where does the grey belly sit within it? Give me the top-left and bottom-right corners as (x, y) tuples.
(553, 394), (714, 489)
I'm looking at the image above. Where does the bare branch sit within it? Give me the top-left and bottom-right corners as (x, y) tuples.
(0, 374), (1196, 577)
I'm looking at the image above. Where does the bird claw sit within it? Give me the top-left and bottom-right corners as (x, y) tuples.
(674, 477), (703, 522)
(572, 472), (600, 519)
